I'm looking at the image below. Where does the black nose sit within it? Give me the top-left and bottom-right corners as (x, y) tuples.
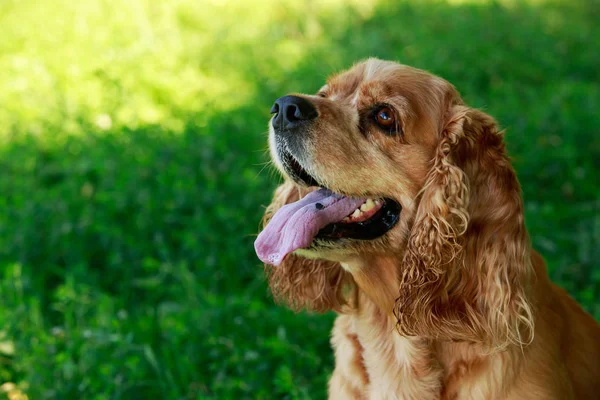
(271, 95), (318, 130)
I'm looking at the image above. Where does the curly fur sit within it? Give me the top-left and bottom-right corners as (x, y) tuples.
(395, 106), (534, 349)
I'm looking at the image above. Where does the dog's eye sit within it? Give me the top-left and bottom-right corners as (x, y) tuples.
(317, 91), (327, 98)
(376, 107), (394, 126)
(374, 107), (400, 134)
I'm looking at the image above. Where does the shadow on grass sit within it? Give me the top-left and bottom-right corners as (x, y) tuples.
(0, 0), (598, 399)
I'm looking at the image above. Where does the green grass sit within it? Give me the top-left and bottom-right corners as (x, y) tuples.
(0, 0), (598, 398)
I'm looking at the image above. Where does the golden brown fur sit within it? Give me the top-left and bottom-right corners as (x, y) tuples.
(260, 59), (600, 399)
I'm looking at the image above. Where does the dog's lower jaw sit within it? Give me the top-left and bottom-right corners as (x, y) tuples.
(294, 241), (357, 263)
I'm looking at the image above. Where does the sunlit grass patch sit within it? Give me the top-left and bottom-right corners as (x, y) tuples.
(0, 0), (377, 141)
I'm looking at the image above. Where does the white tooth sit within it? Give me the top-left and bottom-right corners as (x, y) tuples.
(362, 199), (375, 211)
(342, 217), (349, 222)
(374, 199), (381, 205)
(360, 202), (369, 211)
(351, 209), (361, 218)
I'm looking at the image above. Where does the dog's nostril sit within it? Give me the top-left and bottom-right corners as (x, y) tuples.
(270, 103), (279, 115)
(293, 106), (305, 120)
(285, 104), (300, 122)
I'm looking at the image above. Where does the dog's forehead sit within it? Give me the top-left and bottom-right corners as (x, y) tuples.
(324, 58), (435, 103)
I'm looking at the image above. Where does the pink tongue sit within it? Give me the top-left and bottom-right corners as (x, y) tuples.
(254, 189), (366, 266)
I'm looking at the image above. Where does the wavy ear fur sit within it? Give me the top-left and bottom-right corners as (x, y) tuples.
(395, 106), (534, 348)
(261, 182), (354, 313)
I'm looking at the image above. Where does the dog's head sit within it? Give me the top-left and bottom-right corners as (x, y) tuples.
(265, 59), (458, 260)
(257, 59), (534, 347)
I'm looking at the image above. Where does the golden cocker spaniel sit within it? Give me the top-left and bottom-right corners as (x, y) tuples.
(254, 59), (600, 399)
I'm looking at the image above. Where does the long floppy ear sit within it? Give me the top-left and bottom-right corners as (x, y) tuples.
(261, 181), (354, 313)
(395, 105), (534, 348)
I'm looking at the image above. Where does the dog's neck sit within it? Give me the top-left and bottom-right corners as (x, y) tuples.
(341, 255), (401, 313)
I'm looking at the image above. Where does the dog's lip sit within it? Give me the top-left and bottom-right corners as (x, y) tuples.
(279, 147), (322, 187)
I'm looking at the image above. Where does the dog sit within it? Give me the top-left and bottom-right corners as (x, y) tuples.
(254, 59), (600, 399)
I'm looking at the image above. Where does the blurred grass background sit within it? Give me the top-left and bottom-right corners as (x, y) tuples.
(0, 0), (598, 399)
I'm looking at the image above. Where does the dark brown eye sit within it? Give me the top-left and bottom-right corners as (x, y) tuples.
(375, 107), (395, 128)
(317, 91), (327, 98)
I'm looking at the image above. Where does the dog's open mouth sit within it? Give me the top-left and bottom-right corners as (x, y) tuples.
(283, 148), (402, 241)
(255, 149), (401, 265)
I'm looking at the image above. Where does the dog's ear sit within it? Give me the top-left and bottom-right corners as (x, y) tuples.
(261, 181), (354, 313)
(395, 105), (534, 348)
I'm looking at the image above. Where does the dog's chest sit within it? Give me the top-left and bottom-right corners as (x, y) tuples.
(356, 317), (442, 399)
(331, 313), (443, 400)
(331, 314), (505, 400)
